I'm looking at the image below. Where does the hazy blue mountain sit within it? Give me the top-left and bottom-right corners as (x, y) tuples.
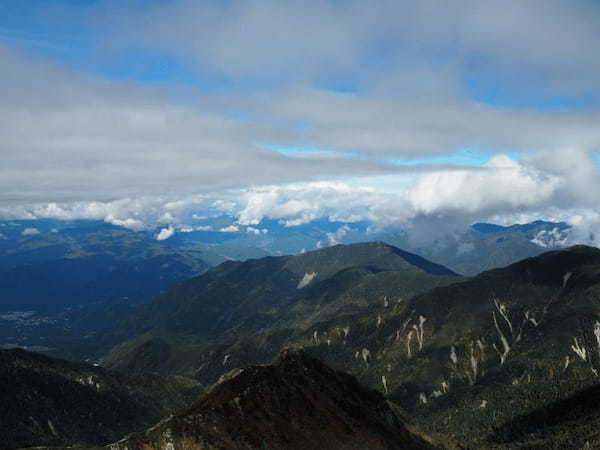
(0, 217), (574, 296)
(0, 221), (211, 312)
(380, 220), (571, 275)
(162, 215), (573, 275)
(163, 217), (372, 262)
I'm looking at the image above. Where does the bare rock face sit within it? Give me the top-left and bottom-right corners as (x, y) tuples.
(110, 349), (436, 450)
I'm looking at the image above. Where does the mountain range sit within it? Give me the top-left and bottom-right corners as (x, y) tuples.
(100, 242), (460, 379)
(94, 244), (600, 448)
(2, 219), (599, 448)
(0, 220), (211, 312)
(162, 215), (572, 276)
(0, 217), (571, 313)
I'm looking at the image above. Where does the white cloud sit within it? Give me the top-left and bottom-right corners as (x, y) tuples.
(180, 225), (213, 232)
(156, 225), (175, 241)
(3, 3), (600, 212)
(236, 182), (401, 227)
(106, 216), (146, 231)
(219, 225), (240, 233)
(326, 225), (352, 246)
(252, 88), (600, 157)
(2, 2), (600, 238)
(246, 226), (267, 235)
(565, 212), (600, 247)
(408, 155), (561, 216)
(531, 228), (569, 248)
(1, 149), (597, 247)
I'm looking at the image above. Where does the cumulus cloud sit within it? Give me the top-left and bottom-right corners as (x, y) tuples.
(408, 155), (561, 216)
(180, 225), (213, 232)
(229, 153), (600, 246)
(565, 212), (600, 246)
(156, 226), (175, 241)
(219, 225), (240, 233)
(1, 150), (598, 243)
(230, 152), (585, 232)
(326, 225), (352, 246)
(21, 227), (40, 236)
(236, 182), (406, 227)
(531, 228), (569, 248)
(0, 197), (206, 231)
(246, 226), (267, 235)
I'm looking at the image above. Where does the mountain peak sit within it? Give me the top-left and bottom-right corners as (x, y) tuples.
(102, 240), (460, 380)
(110, 350), (435, 449)
(290, 241), (458, 277)
(274, 346), (315, 365)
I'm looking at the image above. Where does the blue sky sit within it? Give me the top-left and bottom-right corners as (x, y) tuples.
(260, 144), (521, 169)
(1, 0), (600, 235)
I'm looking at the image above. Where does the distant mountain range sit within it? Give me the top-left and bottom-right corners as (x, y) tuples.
(162, 215), (573, 276)
(379, 220), (571, 275)
(0, 217), (573, 314)
(0, 220), (211, 312)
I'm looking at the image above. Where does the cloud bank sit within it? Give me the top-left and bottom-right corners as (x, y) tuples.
(1, 1), (599, 246)
(2, 151), (600, 245)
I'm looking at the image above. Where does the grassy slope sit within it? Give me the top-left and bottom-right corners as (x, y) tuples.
(101, 242), (460, 380)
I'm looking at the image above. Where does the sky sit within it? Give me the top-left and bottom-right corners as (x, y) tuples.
(1, 0), (600, 243)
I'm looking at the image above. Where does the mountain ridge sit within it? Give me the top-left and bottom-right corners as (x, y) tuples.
(99, 349), (436, 450)
(100, 242), (460, 379)
(278, 245), (600, 446)
(0, 348), (202, 450)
